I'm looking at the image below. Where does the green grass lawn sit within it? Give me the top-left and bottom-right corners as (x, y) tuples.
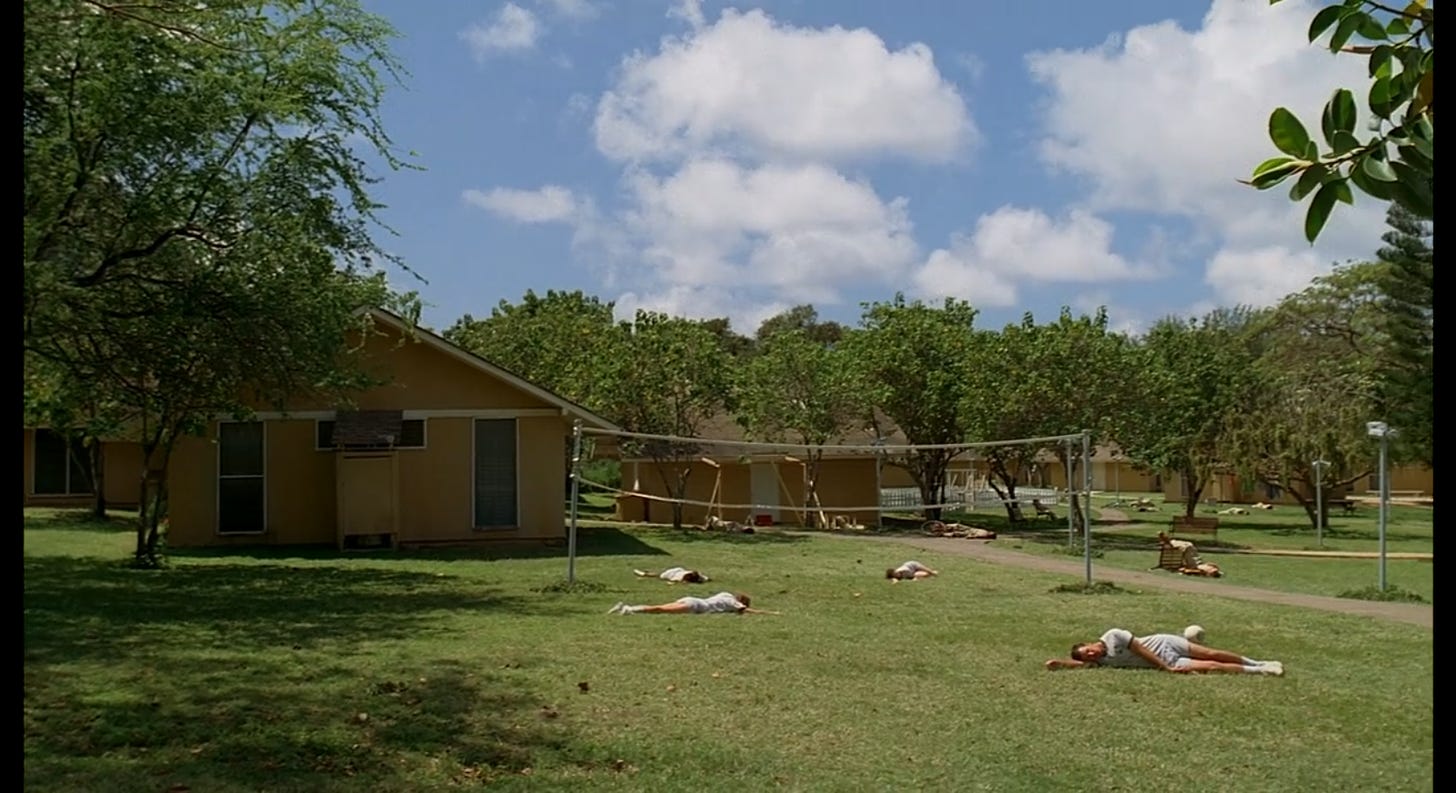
(25, 509), (1433, 792)
(907, 493), (1435, 603)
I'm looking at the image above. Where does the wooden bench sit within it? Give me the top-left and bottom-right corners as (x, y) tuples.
(1328, 499), (1357, 515)
(1031, 498), (1058, 521)
(1153, 545), (1186, 571)
(1170, 515), (1219, 537)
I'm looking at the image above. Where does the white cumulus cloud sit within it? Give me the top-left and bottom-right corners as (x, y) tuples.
(1204, 246), (1328, 308)
(594, 8), (975, 163)
(1026, 0), (1385, 295)
(461, 3), (541, 58)
(623, 159), (918, 303)
(535, 0), (597, 20)
(462, 185), (581, 223)
(912, 207), (1151, 307)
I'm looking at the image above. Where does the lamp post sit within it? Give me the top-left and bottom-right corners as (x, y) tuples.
(1112, 451), (1123, 507)
(1365, 422), (1393, 591)
(1312, 459), (1330, 548)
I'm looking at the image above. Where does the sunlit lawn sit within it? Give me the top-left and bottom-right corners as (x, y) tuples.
(24, 508), (1432, 792)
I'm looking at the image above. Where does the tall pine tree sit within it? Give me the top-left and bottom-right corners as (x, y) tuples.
(1374, 204), (1433, 467)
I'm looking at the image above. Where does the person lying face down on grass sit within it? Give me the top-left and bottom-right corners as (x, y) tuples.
(607, 591), (780, 616)
(633, 566), (709, 584)
(1044, 628), (1284, 675)
(886, 560), (938, 582)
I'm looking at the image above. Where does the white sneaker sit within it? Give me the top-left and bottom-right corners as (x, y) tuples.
(1258, 661), (1285, 677)
(607, 602), (625, 615)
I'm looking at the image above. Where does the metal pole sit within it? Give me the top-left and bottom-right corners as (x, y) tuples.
(1379, 433), (1389, 591)
(567, 419), (583, 584)
(1312, 459), (1327, 548)
(1082, 430), (1092, 586)
(874, 436), (884, 530)
(1065, 440), (1074, 547)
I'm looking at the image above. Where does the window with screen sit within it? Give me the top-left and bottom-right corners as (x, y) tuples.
(32, 429), (93, 496)
(473, 419), (517, 528)
(218, 422), (265, 534)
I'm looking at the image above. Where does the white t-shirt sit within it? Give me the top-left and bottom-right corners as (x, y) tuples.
(893, 561), (929, 578)
(1097, 628), (1189, 669)
(660, 567), (690, 582)
(684, 592), (745, 614)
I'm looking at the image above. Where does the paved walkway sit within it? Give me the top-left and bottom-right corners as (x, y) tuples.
(804, 532), (1433, 629)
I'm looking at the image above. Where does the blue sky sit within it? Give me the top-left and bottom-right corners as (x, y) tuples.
(357, 0), (1385, 337)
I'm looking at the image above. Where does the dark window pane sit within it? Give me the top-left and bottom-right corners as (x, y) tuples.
(399, 419), (426, 448)
(317, 421), (336, 449)
(218, 477), (265, 534)
(474, 419), (517, 527)
(33, 430), (68, 495)
(219, 422), (263, 476)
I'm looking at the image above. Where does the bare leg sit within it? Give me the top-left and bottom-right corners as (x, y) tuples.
(1180, 660), (1259, 674)
(1188, 643), (1270, 666)
(633, 601), (695, 614)
(911, 570), (936, 580)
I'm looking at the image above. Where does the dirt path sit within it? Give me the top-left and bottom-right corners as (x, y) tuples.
(805, 532), (1433, 629)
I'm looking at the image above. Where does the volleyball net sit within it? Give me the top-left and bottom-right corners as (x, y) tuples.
(568, 425), (1097, 529)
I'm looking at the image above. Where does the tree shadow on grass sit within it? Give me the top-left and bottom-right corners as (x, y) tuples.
(23, 509), (135, 534)
(22, 556), (560, 666)
(24, 654), (613, 792)
(166, 525), (674, 564)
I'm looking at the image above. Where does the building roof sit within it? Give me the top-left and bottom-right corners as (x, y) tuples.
(367, 309), (619, 431)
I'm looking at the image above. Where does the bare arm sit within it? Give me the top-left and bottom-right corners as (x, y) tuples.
(1129, 639), (1184, 673)
(1045, 659), (1089, 671)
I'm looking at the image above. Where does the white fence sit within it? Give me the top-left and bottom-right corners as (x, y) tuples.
(879, 485), (1064, 510)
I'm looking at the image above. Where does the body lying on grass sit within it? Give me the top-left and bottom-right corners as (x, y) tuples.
(607, 591), (780, 615)
(1045, 628), (1284, 676)
(1157, 532), (1223, 578)
(633, 566), (710, 583)
(886, 560), (938, 582)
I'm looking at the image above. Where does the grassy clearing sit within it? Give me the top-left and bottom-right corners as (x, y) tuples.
(25, 510), (1433, 792)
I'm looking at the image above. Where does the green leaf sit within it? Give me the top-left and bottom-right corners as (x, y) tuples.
(1248, 157), (1302, 190)
(1396, 144), (1432, 174)
(1356, 13), (1388, 40)
(1304, 181), (1342, 243)
(1329, 12), (1362, 51)
(1386, 16), (1410, 37)
(1388, 161), (1434, 218)
(1368, 45), (1394, 78)
(1348, 161), (1393, 200)
(1289, 164), (1327, 201)
(1268, 108), (1312, 157)
(1331, 130), (1361, 155)
(1320, 89), (1358, 146)
(1368, 76), (1394, 118)
(1361, 150), (1397, 181)
(1307, 4), (1345, 41)
(1331, 180), (1354, 205)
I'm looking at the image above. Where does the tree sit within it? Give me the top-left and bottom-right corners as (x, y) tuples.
(23, 0), (418, 564)
(1115, 309), (1263, 518)
(839, 295), (979, 521)
(593, 312), (734, 530)
(734, 329), (862, 528)
(1220, 266), (1384, 530)
(442, 290), (617, 406)
(963, 308), (1136, 527)
(754, 304), (846, 347)
(1246, 0), (1434, 240)
(697, 317), (755, 358)
(1373, 204), (1433, 466)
